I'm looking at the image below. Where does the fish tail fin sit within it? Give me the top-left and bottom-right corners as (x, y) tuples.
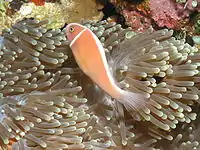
(117, 90), (148, 116)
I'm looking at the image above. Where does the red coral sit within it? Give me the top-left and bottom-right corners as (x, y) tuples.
(149, 0), (200, 29)
(111, 0), (199, 31)
(175, 0), (200, 18)
(149, 0), (180, 28)
(123, 9), (152, 32)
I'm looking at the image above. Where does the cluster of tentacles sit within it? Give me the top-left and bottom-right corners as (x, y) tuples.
(0, 18), (200, 150)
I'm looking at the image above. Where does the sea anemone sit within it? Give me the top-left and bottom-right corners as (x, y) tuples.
(0, 93), (33, 149)
(110, 26), (200, 141)
(0, 87), (90, 149)
(1, 18), (200, 149)
(80, 20), (200, 146)
(0, 18), (71, 96)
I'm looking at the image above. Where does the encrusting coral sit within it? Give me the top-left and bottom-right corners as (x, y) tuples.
(1, 18), (200, 149)
(0, 0), (103, 31)
(18, 0), (104, 29)
(110, 0), (200, 35)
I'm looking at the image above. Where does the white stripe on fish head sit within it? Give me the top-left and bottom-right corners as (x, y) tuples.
(69, 28), (87, 48)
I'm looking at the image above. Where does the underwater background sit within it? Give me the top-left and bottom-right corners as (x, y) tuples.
(0, 0), (200, 149)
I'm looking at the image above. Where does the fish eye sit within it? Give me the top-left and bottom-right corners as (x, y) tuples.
(69, 27), (74, 33)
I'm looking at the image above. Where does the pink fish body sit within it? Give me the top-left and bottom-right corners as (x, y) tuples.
(66, 23), (122, 98)
(65, 23), (147, 144)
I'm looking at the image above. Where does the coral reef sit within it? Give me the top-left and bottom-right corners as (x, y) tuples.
(175, 0), (200, 18)
(149, 0), (180, 28)
(1, 18), (200, 150)
(109, 0), (200, 37)
(109, 0), (152, 32)
(0, 0), (12, 31)
(9, 0), (26, 11)
(194, 13), (200, 34)
(0, 0), (103, 31)
(122, 9), (151, 32)
(149, 0), (200, 29)
(19, 0), (103, 29)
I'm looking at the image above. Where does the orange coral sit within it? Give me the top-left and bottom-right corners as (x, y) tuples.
(136, 0), (150, 16)
(30, 0), (45, 6)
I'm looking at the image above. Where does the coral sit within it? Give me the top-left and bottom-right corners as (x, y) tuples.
(0, 0), (103, 31)
(175, 0), (200, 18)
(149, 0), (199, 29)
(193, 35), (200, 49)
(122, 9), (151, 32)
(109, 0), (200, 34)
(96, 1), (127, 28)
(149, 0), (180, 28)
(13, 0), (103, 29)
(9, 0), (26, 11)
(0, 0), (28, 33)
(194, 13), (200, 34)
(109, 0), (152, 32)
(0, 0), (12, 31)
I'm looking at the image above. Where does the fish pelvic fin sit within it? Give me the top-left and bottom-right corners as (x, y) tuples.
(117, 90), (149, 117)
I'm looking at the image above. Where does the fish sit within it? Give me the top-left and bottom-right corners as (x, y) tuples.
(65, 23), (147, 145)
(30, 0), (45, 6)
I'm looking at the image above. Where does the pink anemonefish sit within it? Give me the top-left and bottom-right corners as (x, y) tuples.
(65, 23), (148, 145)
